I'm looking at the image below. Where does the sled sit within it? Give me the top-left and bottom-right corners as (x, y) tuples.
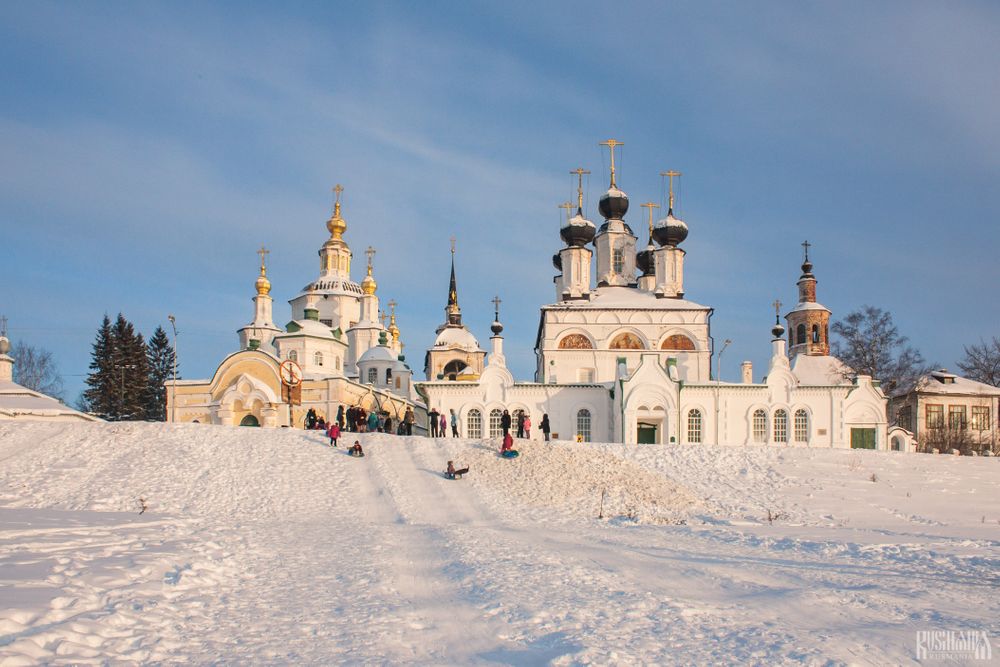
(445, 467), (469, 480)
(500, 450), (520, 459)
(350, 451), (366, 458)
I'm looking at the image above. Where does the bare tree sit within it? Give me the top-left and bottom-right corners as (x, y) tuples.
(831, 305), (930, 394)
(11, 341), (65, 399)
(957, 337), (1000, 387)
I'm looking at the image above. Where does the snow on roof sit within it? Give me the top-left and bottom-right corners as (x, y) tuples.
(544, 286), (709, 311)
(358, 345), (396, 364)
(786, 302), (830, 313)
(0, 381), (101, 421)
(433, 326), (482, 350)
(790, 355), (852, 386)
(904, 370), (1000, 397)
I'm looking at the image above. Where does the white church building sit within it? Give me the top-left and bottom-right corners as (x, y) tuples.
(418, 147), (891, 449)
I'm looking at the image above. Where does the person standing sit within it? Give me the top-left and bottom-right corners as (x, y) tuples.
(516, 411), (525, 438)
(541, 414), (551, 442)
(429, 407), (440, 437)
(501, 409), (511, 437)
(439, 413), (447, 438)
(450, 409), (459, 437)
(404, 407), (414, 435)
(384, 415), (393, 434)
(328, 421), (340, 447)
(367, 410), (379, 433)
(336, 405), (345, 429)
(524, 414), (532, 439)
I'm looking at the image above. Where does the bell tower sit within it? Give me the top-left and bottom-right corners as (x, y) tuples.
(592, 139), (637, 287)
(785, 241), (831, 357)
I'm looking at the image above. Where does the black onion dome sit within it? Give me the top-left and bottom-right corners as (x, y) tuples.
(801, 259), (814, 277)
(560, 209), (596, 247)
(491, 320), (504, 335)
(598, 186), (629, 220)
(652, 208), (689, 247)
(772, 321), (785, 338)
(552, 252), (562, 271)
(636, 244), (654, 275)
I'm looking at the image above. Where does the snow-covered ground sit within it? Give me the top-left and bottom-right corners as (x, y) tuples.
(1, 422), (998, 664)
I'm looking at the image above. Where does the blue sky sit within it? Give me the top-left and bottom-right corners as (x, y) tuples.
(2, 1), (999, 403)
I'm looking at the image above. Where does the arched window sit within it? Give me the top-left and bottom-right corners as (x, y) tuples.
(467, 409), (482, 439)
(288, 350), (298, 363)
(661, 334), (696, 351)
(774, 409), (788, 443)
(443, 359), (467, 381)
(794, 409), (809, 443)
(752, 409), (767, 443)
(385, 368), (392, 384)
(811, 324), (819, 343)
(609, 333), (644, 350)
(687, 409), (703, 443)
(367, 368), (377, 384)
(577, 409), (592, 442)
(796, 324), (806, 346)
(489, 409), (503, 438)
(314, 351), (324, 367)
(335, 357), (341, 370)
(558, 334), (593, 349)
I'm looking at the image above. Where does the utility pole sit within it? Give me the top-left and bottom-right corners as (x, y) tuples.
(716, 339), (732, 445)
(168, 314), (178, 423)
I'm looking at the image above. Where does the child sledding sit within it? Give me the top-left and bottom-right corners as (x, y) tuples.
(444, 461), (469, 480)
(500, 433), (519, 459)
(349, 441), (365, 457)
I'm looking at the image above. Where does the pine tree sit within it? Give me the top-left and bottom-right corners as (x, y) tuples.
(144, 325), (177, 421)
(110, 313), (150, 421)
(82, 315), (116, 418)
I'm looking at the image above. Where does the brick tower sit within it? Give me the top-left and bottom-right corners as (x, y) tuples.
(785, 241), (830, 357)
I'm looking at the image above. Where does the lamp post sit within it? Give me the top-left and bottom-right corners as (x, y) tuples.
(168, 314), (178, 423)
(114, 363), (137, 421)
(715, 339), (732, 445)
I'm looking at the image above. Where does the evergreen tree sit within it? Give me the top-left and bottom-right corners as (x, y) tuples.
(111, 313), (150, 421)
(144, 325), (177, 421)
(82, 315), (116, 418)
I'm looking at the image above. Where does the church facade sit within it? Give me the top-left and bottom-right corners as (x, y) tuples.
(166, 188), (426, 430)
(418, 146), (893, 449)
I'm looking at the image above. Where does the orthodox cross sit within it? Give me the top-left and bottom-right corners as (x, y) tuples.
(660, 170), (682, 209)
(387, 299), (397, 317)
(333, 184), (343, 203)
(257, 244), (269, 271)
(802, 240), (811, 262)
(559, 201), (574, 222)
(772, 299), (783, 323)
(380, 310), (388, 327)
(492, 295), (502, 321)
(599, 139), (624, 188)
(365, 246), (376, 270)
(640, 202), (660, 235)
(571, 168), (590, 209)
(0, 315), (6, 338)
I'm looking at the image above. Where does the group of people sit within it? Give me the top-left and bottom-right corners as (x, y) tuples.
(427, 408), (460, 438)
(305, 406), (416, 437)
(497, 409), (552, 442)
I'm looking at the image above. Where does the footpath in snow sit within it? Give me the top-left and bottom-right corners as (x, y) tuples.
(1, 421), (998, 664)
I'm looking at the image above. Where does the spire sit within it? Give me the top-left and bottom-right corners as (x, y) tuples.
(255, 244), (271, 296)
(599, 139), (624, 188)
(446, 237), (462, 326)
(326, 184), (347, 240)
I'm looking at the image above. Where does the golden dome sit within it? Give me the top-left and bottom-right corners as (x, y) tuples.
(389, 313), (400, 341)
(361, 263), (377, 295)
(255, 265), (271, 296)
(326, 201), (347, 240)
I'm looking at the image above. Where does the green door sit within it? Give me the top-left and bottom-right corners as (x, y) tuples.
(850, 427), (876, 449)
(637, 424), (657, 444)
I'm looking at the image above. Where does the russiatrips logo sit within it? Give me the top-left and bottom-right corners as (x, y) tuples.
(916, 630), (992, 661)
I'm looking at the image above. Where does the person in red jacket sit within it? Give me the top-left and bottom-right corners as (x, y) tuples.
(327, 421), (340, 447)
(501, 432), (514, 454)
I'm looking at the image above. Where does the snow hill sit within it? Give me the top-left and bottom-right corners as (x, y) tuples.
(1, 422), (998, 664)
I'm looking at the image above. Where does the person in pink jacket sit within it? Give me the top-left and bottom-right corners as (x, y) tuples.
(327, 422), (340, 447)
(523, 415), (532, 439)
(439, 413), (448, 438)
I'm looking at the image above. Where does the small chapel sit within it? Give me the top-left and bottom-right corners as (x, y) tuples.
(166, 186), (425, 428)
(417, 141), (893, 449)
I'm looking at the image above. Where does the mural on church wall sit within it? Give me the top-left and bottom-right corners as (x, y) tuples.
(609, 332), (644, 350)
(660, 334), (696, 351)
(558, 334), (594, 350)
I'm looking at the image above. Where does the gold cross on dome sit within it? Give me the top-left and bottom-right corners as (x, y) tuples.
(571, 168), (590, 209)
(492, 295), (502, 318)
(772, 299), (782, 319)
(559, 201), (574, 222)
(365, 246), (376, 268)
(660, 170), (682, 209)
(333, 184), (343, 203)
(257, 244), (269, 268)
(640, 202), (659, 234)
(387, 299), (397, 316)
(802, 240), (811, 262)
(599, 139), (624, 187)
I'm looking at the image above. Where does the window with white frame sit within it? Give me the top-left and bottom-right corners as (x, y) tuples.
(314, 351), (323, 367)
(367, 368), (377, 384)
(752, 409), (767, 443)
(794, 409), (809, 443)
(971, 406), (991, 431)
(577, 408), (592, 442)
(774, 409), (788, 443)
(288, 350), (298, 363)
(467, 409), (483, 439)
(489, 409), (503, 438)
(687, 409), (702, 443)
(613, 247), (625, 274)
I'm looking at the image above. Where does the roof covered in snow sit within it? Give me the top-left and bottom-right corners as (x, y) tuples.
(0, 380), (102, 421)
(897, 370), (1000, 398)
(432, 325), (482, 351)
(790, 355), (853, 386)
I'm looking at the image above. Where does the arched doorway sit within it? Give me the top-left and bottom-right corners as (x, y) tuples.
(240, 414), (260, 427)
(891, 436), (903, 452)
(443, 359), (468, 381)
